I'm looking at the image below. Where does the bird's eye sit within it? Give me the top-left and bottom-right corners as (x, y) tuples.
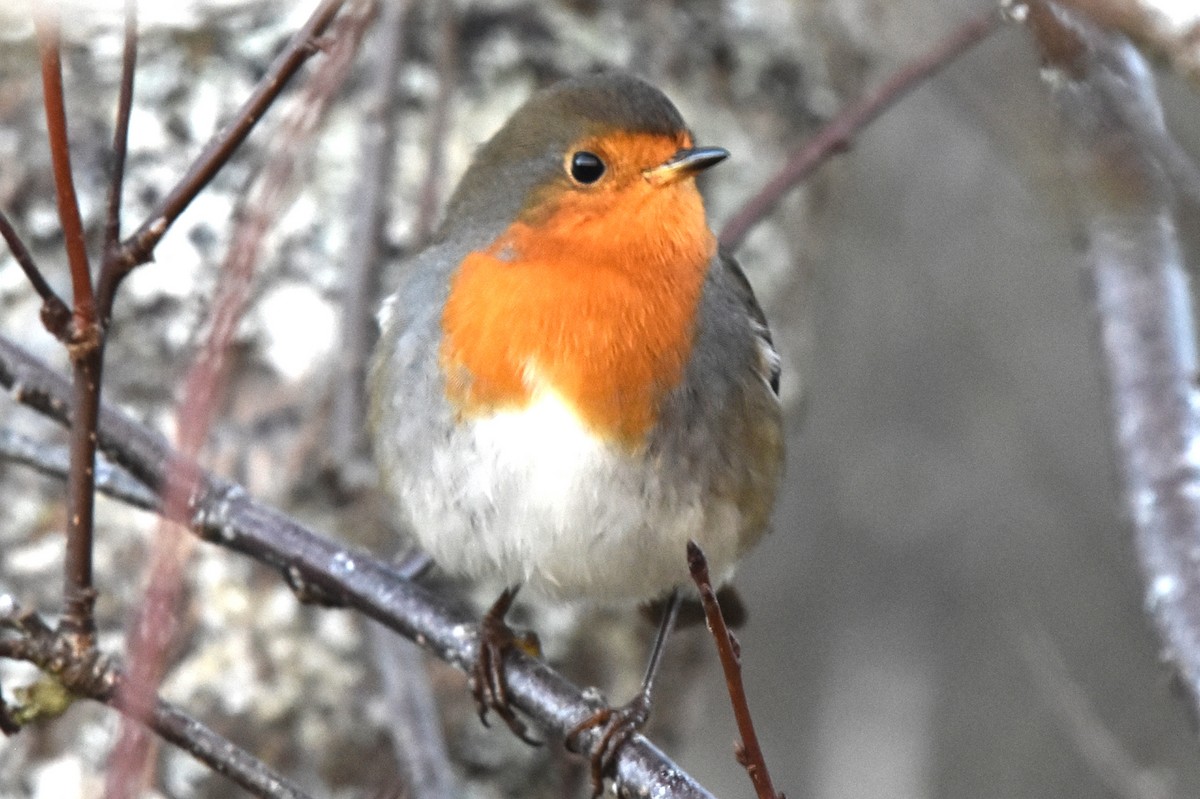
(568, 151), (605, 184)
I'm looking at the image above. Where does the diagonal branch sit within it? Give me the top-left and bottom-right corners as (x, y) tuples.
(0, 333), (718, 799)
(0, 209), (71, 341)
(97, 0), (348, 311)
(719, 6), (1002, 251)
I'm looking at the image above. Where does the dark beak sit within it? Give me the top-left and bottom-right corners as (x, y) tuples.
(644, 146), (730, 185)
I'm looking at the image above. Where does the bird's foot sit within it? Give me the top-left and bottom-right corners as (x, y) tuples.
(566, 691), (652, 798)
(470, 586), (542, 746)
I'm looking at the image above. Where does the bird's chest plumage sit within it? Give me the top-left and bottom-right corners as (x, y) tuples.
(402, 385), (742, 601)
(438, 188), (713, 448)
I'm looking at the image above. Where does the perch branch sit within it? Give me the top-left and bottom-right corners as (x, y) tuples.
(0, 334), (718, 799)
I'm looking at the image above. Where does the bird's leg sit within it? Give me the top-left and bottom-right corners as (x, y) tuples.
(567, 589), (682, 797)
(471, 585), (542, 745)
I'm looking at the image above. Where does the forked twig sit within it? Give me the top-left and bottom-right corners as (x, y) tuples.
(0, 601), (315, 799)
(97, 0), (349, 309)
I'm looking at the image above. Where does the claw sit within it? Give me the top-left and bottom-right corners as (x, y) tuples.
(469, 586), (542, 746)
(567, 694), (652, 797)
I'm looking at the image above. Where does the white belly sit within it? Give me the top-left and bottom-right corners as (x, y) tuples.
(403, 390), (742, 601)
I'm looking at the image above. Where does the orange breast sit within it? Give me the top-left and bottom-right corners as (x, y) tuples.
(440, 172), (715, 449)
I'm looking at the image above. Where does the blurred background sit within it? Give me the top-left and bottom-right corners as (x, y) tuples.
(2, 0), (1200, 797)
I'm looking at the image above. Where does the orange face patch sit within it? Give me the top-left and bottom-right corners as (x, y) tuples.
(440, 131), (716, 449)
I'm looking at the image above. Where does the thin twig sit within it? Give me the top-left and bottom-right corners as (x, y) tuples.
(97, 0), (349, 311)
(0, 334), (719, 799)
(719, 6), (1002, 251)
(102, 0), (138, 270)
(0, 209), (71, 340)
(687, 541), (782, 799)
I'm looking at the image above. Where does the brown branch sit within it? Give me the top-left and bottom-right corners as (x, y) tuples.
(0, 601), (316, 799)
(0, 209), (71, 340)
(687, 541), (782, 799)
(33, 7), (95, 334)
(102, 0), (139, 271)
(34, 5), (106, 646)
(97, 0), (348, 311)
(0, 334), (719, 799)
(719, 6), (1002, 251)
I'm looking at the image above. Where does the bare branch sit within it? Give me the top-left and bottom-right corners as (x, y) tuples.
(102, 0), (139, 270)
(0, 209), (71, 341)
(719, 7), (1002, 251)
(688, 541), (782, 799)
(0, 427), (157, 511)
(33, 6), (95, 334)
(0, 600), (316, 799)
(0, 333), (718, 799)
(98, 0), (349, 308)
(103, 6), (374, 794)
(1025, 1), (1200, 713)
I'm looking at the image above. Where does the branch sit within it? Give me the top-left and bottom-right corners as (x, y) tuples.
(0, 209), (71, 340)
(33, 6), (95, 333)
(688, 542), (782, 799)
(98, 0), (348, 308)
(1025, 1), (1200, 713)
(102, 0), (138, 267)
(0, 600), (316, 799)
(103, 5), (374, 794)
(34, 4), (105, 645)
(0, 427), (156, 511)
(0, 334), (719, 799)
(719, 6), (1002, 251)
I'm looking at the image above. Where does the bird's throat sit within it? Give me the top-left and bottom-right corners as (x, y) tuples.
(439, 182), (715, 449)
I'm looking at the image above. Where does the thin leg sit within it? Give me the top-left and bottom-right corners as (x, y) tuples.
(471, 585), (541, 746)
(567, 589), (682, 797)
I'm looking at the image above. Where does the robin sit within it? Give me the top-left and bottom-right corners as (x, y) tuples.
(369, 71), (783, 792)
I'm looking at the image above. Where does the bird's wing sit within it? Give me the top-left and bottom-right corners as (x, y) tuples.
(719, 249), (780, 397)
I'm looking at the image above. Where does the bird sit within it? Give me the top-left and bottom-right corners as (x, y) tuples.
(368, 71), (783, 793)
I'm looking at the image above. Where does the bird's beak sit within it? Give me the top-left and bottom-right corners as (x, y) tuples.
(644, 146), (730, 186)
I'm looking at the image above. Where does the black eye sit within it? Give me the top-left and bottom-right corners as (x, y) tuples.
(569, 151), (605, 184)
